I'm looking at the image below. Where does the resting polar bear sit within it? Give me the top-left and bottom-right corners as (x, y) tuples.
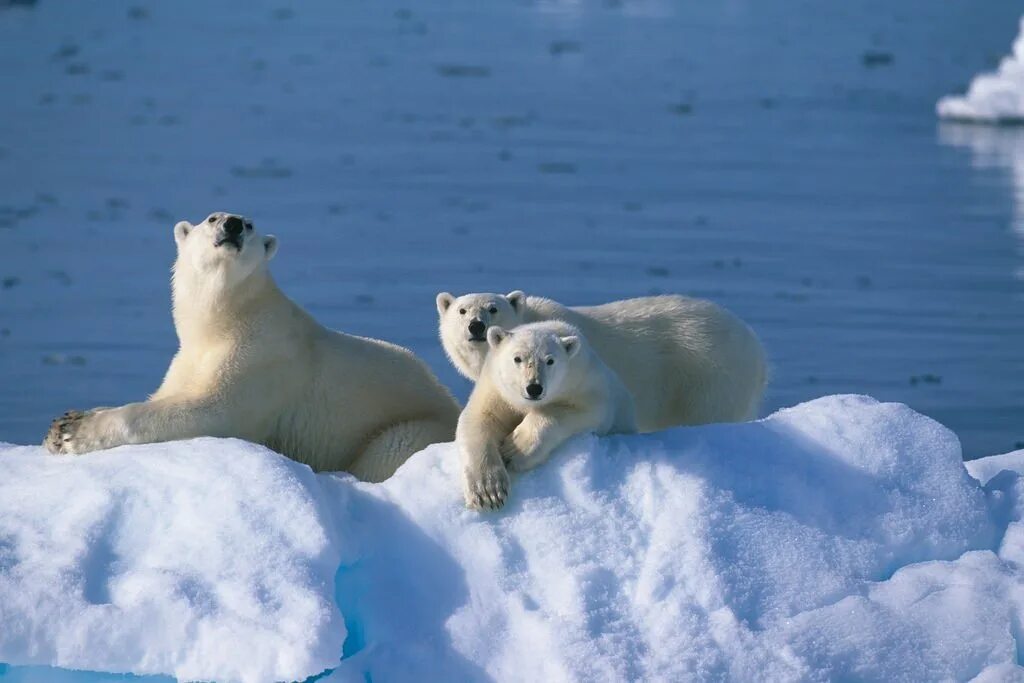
(44, 212), (459, 481)
(457, 321), (636, 510)
(437, 291), (766, 432)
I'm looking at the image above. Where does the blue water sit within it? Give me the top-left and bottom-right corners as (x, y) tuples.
(0, 0), (1021, 482)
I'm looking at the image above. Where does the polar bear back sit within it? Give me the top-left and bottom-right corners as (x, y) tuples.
(522, 294), (766, 431)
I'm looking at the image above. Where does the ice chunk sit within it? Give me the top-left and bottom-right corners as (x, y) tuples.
(938, 17), (1024, 123)
(967, 448), (1024, 484)
(969, 450), (1024, 568)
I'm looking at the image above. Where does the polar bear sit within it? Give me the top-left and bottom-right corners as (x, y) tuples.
(436, 290), (767, 433)
(44, 212), (460, 481)
(457, 321), (636, 510)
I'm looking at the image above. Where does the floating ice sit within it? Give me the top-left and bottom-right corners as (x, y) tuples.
(1, 396), (1022, 682)
(938, 17), (1024, 124)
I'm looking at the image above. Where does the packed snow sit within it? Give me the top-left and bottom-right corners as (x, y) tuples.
(938, 16), (1024, 123)
(1, 395), (1022, 682)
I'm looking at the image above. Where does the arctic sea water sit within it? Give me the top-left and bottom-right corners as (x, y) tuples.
(0, 3), (1022, 459)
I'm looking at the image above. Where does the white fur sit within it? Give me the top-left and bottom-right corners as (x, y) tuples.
(44, 213), (460, 481)
(438, 290), (767, 432)
(457, 321), (636, 510)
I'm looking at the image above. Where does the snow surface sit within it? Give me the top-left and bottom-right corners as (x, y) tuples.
(1, 395), (1022, 682)
(938, 17), (1024, 123)
(0, 439), (344, 683)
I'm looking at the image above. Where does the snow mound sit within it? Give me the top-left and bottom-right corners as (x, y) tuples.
(1, 396), (1022, 682)
(938, 17), (1024, 124)
(326, 394), (1012, 682)
(0, 439), (344, 683)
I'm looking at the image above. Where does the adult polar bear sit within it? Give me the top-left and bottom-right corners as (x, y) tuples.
(437, 290), (766, 432)
(45, 213), (459, 481)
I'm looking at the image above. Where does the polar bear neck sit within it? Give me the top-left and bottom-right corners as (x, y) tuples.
(451, 340), (486, 379)
(171, 263), (283, 346)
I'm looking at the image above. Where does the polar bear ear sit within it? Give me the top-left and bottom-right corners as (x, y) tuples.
(263, 235), (278, 261)
(560, 335), (580, 358)
(173, 221), (192, 247)
(436, 292), (454, 315)
(506, 290), (526, 312)
(487, 326), (508, 348)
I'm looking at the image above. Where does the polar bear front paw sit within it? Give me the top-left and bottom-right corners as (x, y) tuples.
(464, 463), (511, 511)
(500, 439), (535, 473)
(499, 434), (526, 465)
(44, 410), (91, 455)
(500, 426), (541, 472)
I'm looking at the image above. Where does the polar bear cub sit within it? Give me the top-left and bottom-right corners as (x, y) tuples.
(457, 321), (636, 510)
(437, 291), (766, 432)
(44, 212), (460, 481)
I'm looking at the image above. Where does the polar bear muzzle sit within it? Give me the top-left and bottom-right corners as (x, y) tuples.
(214, 215), (248, 250)
(467, 319), (486, 341)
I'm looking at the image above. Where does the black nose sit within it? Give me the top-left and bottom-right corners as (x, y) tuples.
(468, 320), (485, 336)
(223, 216), (244, 237)
(526, 383), (543, 398)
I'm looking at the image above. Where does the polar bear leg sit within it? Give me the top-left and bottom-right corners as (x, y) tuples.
(461, 444), (510, 510)
(346, 417), (455, 483)
(456, 411), (512, 510)
(44, 398), (232, 455)
(461, 449), (510, 510)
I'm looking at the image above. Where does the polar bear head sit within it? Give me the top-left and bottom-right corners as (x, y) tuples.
(436, 290), (526, 380)
(485, 322), (581, 409)
(173, 212), (278, 291)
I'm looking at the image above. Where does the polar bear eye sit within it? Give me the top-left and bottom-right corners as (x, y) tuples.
(488, 306), (498, 314)
(458, 308), (466, 315)
(244, 220), (253, 231)
(546, 358), (554, 366)
(513, 356), (522, 364)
